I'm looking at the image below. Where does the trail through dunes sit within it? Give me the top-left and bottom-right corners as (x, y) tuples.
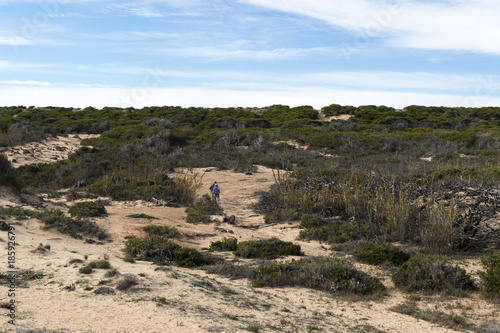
(0, 136), (498, 332)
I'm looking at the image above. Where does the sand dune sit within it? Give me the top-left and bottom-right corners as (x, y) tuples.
(0, 136), (497, 333)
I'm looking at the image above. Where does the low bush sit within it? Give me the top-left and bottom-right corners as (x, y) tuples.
(354, 244), (410, 266)
(79, 266), (93, 274)
(479, 251), (500, 297)
(234, 238), (303, 259)
(263, 208), (299, 224)
(252, 256), (385, 295)
(68, 201), (107, 218)
(209, 237), (238, 251)
(124, 236), (218, 267)
(0, 207), (108, 240)
(299, 219), (375, 244)
(392, 254), (474, 294)
(116, 274), (139, 291)
(127, 213), (158, 219)
(185, 197), (223, 224)
(144, 224), (180, 239)
(299, 214), (329, 229)
(88, 260), (111, 269)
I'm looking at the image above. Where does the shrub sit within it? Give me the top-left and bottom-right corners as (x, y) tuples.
(68, 201), (107, 218)
(234, 238), (303, 259)
(209, 237), (238, 251)
(185, 198), (223, 224)
(300, 214), (328, 229)
(88, 260), (111, 269)
(144, 224), (180, 239)
(124, 236), (218, 267)
(392, 254), (474, 294)
(479, 251), (500, 297)
(252, 256), (385, 295)
(79, 266), (93, 274)
(116, 274), (139, 291)
(263, 208), (299, 224)
(127, 213), (158, 219)
(354, 244), (410, 266)
(94, 287), (115, 295)
(0, 154), (17, 187)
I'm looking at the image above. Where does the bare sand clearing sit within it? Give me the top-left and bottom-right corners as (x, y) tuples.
(0, 137), (498, 333)
(0, 134), (98, 168)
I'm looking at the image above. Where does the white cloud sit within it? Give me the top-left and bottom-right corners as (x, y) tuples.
(238, 0), (500, 55)
(0, 80), (52, 86)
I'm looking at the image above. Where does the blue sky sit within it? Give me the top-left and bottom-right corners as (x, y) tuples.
(0, 0), (499, 109)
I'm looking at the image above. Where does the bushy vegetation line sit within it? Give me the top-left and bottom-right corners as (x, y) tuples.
(252, 257), (385, 295)
(390, 303), (477, 332)
(258, 166), (498, 254)
(392, 254), (474, 294)
(0, 207), (107, 240)
(1, 104), (499, 255)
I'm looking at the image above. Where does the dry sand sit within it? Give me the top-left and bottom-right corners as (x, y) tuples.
(0, 136), (498, 333)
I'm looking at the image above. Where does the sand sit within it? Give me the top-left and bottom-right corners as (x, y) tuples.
(0, 136), (498, 333)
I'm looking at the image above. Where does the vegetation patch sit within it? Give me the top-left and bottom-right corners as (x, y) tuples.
(210, 237), (238, 251)
(143, 224), (180, 239)
(68, 200), (107, 218)
(353, 244), (411, 266)
(234, 238), (303, 259)
(127, 213), (158, 219)
(124, 236), (219, 267)
(263, 208), (299, 224)
(391, 303), (476, 332)
(392, 254), (474, 294)
(479, 251), (500, 297)
(0, 207), (107, 240)
(116, 274), (139, 291)
(252, 256), (385, 295)
(185, 196), (223, 224)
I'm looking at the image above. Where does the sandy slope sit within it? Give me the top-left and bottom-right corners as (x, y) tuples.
(0, 137), (498, 333)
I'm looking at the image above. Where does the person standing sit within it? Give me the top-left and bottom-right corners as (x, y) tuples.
(210, 181), (220, 202)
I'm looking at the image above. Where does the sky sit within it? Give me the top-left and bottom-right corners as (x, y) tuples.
(0, 0), (500, 109)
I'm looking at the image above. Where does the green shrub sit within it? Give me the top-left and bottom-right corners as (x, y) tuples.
(479, 251), (500, 297)
(263, 208), (299, 224)
(79, 266), (93, 274)
(392, 254), (474, 294)
(234, 238), (303, 259)
(299, 214), (328, 229)
(144, 224), (180, 239)
(68, 201), (107, 218)
(209, 237), (238, 251)
(354, 244), (410, 266)
(88, 260), (111, 269)
(127, 213), (158, 219)
(252, 256), (385, 295)
(124, 236), (218, 267)
(185, 198), (223, 224)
